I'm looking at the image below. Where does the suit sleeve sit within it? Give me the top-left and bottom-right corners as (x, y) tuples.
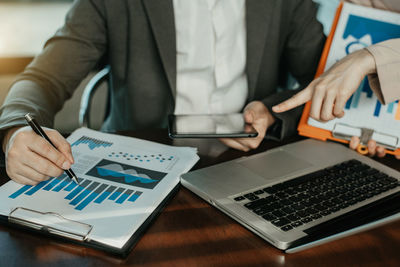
(366, 39), (400, 104)
(262, 0), (325, 140)
(0, 0), (107, 134)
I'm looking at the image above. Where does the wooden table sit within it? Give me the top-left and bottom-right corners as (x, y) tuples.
(0, 130), (399, 266)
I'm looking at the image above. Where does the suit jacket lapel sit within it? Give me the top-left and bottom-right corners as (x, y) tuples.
(143, 0), (176, 96)
(246, 0), (276, 100)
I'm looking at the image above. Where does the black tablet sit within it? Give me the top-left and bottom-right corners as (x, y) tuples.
(168, 114), (258, 138)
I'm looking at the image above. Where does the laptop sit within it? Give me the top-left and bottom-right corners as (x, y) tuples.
(180, 139), (400, 252)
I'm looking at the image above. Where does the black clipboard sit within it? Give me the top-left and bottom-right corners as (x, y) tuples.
(0, 184), (180, 257)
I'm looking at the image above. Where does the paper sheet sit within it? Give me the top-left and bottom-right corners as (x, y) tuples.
(308, 3), (400, 148)
(0, 128), (199, 249)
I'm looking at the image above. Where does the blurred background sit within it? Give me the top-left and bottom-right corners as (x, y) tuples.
(0, 0), (338, 133)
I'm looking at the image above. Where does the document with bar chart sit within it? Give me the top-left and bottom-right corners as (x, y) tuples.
(307, 3), (400, 150)
(0, 128), (199, 251)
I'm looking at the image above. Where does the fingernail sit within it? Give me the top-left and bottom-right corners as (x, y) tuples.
(62, 161), (70, 169)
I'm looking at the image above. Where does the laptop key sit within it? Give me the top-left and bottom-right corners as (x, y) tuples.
(234, 196), (245, 201)
(301, 217), (313, 224)
(291, 221), (303, 228)
(279, 198), (292, 206)
(262, 213), (277, 221)
(253, 208), (269, 216)
(305, 208), (319, 215)
(244, 198), (269, 209)
(314, 204), (328, 211)
(261, 204), (276, 213)
(282, 206), (295, 214)
(263, 187), (277, 194)
(246, 195), (259, 201)
(271, 218), (291, 227)
(287, 214), (301, 221)
(311, 214), (322, 220)
(281, 225), (293, 232)
(338, 202), (350, 209)
(288, 196), (302, 202)
(291, 203), (306, 211)
(296, 210), (310, 218)
(253, 190), (264, 195)
(320, 210), (331, 216)
(272, 210), (286, 218)
(329, 206), (340, 213)
(276, 192), (289, 199)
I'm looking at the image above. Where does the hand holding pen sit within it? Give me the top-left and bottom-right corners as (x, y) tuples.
(3, 114), (78, 185)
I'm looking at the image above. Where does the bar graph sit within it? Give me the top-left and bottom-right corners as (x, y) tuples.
(8, 176), (143, 211)
(343, 79), (400, 120)
(71, 136), (113, 150)
(94, 185), (116, 204)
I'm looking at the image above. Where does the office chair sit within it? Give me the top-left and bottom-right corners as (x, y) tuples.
(78, 65), (111, 129)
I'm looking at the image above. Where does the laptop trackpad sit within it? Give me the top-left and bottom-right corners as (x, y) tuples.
(238, 150), (313, 180)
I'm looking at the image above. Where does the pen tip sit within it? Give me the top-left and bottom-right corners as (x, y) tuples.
(72, 176), (80, 185)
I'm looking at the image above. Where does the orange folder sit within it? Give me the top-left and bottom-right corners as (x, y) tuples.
(297, 2), (400, 156)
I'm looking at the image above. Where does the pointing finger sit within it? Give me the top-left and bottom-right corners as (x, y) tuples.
(272, 87), (313, 113)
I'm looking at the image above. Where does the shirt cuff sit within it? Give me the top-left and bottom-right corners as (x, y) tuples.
(265, 118), (283, 141)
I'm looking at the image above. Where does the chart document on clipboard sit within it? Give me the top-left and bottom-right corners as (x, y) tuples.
(298, 2), (400, 155)
(0, 128), (199, 253)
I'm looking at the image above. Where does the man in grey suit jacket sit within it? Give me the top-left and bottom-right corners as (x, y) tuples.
(0, 0), (325, 185)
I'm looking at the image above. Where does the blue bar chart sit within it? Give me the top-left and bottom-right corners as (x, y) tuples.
(345, 79), (400, 119)
(71, 136), (113, 150)
(8, 176), (143, 211)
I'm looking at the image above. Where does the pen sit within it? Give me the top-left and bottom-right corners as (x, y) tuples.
(24, 113), (80, 185)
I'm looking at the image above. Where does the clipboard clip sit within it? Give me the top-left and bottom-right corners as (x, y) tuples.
(8, 207), (93, 241)
(332, 123), (399, 155)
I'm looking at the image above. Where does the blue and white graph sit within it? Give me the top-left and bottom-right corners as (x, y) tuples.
(71, 136), (113, 150)
(341, 14), (400, 120)
(86, 159), (166, 189)
(8, 175), (143, 211)
(344, 79), (400, 119)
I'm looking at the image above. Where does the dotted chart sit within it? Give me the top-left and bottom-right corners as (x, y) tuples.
(107, 152), (174, 163)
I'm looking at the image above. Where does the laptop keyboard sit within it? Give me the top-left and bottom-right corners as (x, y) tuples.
(233, 160), (399, 232)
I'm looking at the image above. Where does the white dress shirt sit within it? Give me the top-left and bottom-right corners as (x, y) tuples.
(173, 0), (248, 115)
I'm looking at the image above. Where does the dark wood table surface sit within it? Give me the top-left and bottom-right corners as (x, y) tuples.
(0, 130), (399, 267)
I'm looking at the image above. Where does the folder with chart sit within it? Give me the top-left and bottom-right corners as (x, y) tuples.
(298, 2), (400, 154)
(0, 128), (199, 254)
